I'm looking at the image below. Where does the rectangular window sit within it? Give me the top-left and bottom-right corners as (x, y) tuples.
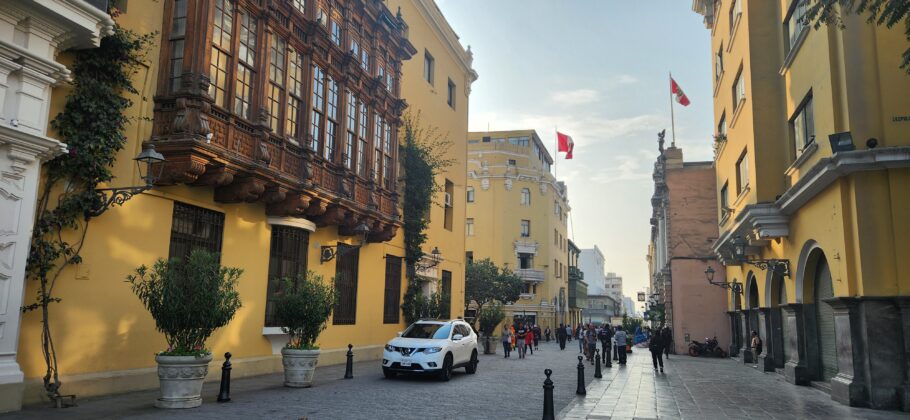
(234, 10), (257, 119)
(310, 65), (325, 151)
(718, 112), (727, 139)
(168, 202), (225, 261)
(732, 67), (745, 112)
(441, 270), (452, 319)
(325, 76), (338, 160)
(373, 114), (384, 182)
(729, 0), (742, 35)
(444, 180), (454, 231)
(287, 49), (303, 138)
(208, 0), (232, 105)
(736, 151), (749, 195)
(383, 124), (393, 189)
(792, 94), (815, 155)
(554, 259), (559, 277)
(168, 0), (188, 93)
(264, 226), (309, 326)
(360, 47), (370, 73)
(293, 0), (305, 14)
(382, 255), (402, 324)
(518, 253), (533, 269)
(720, 182), (729, 214)
(786, 0), (809, 51)
(521, 220), (530, 237)
(466, 218), (474, 236)
(466, 251), (474, 264)
(357, 102), (369, 177)
(423, 50), (434, 84)
(267, 35), (287, 133)
(331, 19), (341, 45)
(715, 44), (724, 81)
(521, 188), (530, 205)
(508, 159), (516, 166)
(345, 90), (356, 169)
(466, 186), (474, 203)
(447, 78), (456, 108)
(333, 243), (359, 325)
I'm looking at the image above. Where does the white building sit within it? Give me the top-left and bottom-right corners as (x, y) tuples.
(622, 296), (637, 317)
(604, 272), (623, 302)
(578, 246), (606, 295)
(0, 0), (113, 412)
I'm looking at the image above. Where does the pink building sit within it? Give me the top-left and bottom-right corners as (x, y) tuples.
(647, 138), (730, 355)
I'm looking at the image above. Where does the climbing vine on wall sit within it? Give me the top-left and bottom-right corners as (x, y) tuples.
(398, 112), (454, 324)
(23, 24), (155, 401)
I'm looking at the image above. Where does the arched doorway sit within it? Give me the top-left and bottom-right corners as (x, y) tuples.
(814, 255), (837, 382)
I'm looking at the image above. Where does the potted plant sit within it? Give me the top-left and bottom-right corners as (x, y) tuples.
(273, 271), (336, 388)
(478, 302), (505, 354)
(127, 250), (242, 409)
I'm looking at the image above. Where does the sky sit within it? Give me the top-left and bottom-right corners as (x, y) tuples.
(435, 0), (715, 307)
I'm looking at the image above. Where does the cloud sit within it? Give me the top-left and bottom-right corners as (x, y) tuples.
(470, 111), (665, 150)
(550, 89), (599, 106)
(616, 74), (638, 85)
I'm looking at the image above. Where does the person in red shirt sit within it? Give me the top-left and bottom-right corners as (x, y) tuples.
(525, 325), (535, 356)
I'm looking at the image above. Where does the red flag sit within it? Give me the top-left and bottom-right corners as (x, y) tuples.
(557, 132), (574, 159)
(671, 77), (691, 106)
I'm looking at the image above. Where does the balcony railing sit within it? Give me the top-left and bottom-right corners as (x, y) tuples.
(516, 269), (545, 283)
(568, 266), (583, 279)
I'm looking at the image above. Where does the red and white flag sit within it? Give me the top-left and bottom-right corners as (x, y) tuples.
(557, 131), (574, 159)
(671, 77), (691, 106)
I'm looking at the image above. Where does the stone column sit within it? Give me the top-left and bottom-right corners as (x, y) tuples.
(781, 303), (810, 385)
(897, 298), (910, 412)
(739, 310), (753, 363)
(757, 308), (775, 372)
(727, 311), (739, 357)
(826, 297), (866, 406)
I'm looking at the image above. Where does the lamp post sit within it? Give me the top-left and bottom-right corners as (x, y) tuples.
(85, 144), (166, 218)
(704, 265), (743, 295)
(320, 222), (371, 263)
(730, 235), (791, 278)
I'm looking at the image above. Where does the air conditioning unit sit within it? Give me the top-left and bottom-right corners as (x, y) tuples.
(444, 192), (452, 207)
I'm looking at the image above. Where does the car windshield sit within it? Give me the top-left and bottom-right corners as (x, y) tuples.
(401, 323), (451, 339)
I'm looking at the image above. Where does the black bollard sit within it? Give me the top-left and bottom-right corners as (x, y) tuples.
(575, 356), (586, 395)
(343, 344), (354, 379)
(594, 349), (602, 379)
(217, 352), (232, 403)
(542, 369), (555, 420)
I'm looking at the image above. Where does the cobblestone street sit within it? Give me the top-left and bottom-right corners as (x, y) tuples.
(5, 341), (907, 419)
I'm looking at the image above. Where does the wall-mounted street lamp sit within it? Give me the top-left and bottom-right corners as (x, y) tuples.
(320, 222), (371, 263)
(704, 266), (743, 295)
(828, 131), (855, 153)
(414, 246), (442, 271)
(86, 144), (166, 218)
(731, 235), (791, 278)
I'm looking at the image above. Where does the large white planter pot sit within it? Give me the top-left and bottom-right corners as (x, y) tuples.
(155, 354), (212, 409)
(281, 348), (320, 388)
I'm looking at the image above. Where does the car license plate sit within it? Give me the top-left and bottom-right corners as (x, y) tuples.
(400, 360), (412, 367)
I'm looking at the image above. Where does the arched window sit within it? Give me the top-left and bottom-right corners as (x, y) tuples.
(521, 188), (530, 205)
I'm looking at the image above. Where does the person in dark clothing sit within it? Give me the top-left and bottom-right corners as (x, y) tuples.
(556, 323), (567, 350)
(598, 324), (613, 365)
(650, 331), (665, 372)
(545, 326), (551, 342)
(661, 327), (673, 358)
(533, 325), (542, 350)
(515, 323), (528, 359)
(614, 326), (628, 365)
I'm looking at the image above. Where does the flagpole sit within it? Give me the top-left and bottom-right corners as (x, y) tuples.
(669, 72), (676, 147)
(554, 126), (558, 177)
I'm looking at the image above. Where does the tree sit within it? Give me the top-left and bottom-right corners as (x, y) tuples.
(805, 0), (910, 74)
(464, 259), (524, 319)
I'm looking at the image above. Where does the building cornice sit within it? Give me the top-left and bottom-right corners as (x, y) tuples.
(410, 0), (478, 90)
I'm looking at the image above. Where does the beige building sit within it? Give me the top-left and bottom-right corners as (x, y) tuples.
(465, 130), (570, 329)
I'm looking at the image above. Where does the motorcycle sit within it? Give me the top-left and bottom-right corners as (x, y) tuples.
(688, 336), (727, 358)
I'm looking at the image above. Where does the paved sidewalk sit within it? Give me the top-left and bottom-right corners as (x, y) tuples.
(559, 348), (905, 420)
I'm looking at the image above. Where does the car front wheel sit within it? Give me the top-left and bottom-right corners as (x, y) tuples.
(438, 354), (453, 382)
(465, 350), (478, 374)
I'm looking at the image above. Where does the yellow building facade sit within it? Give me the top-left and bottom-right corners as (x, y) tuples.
(694, 0), (910, 411)
(7, 0), (475, 409)
(465, 130), (571, 331)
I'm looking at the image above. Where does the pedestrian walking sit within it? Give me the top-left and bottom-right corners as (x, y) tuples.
(585, 324), (597, 363)
(614, 326), (628, 365)
(501, 324), (512, 358)
(557, 323), (567, 350)
(649, 330), (665, 372)
(566, 325), (572, 342)
(516, 323), (528, 359)
(576, 324), (585, 354)
(525, 325), (535, 355)
(545, 326), (551, 342)
(533, 324), (542, 350)
(598, 324), (612, 364)
(661, 326), (673, 359)
(751, 331), (762, 368)
(511, 324), (517, 352)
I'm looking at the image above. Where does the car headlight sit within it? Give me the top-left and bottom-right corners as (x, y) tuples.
(423, 347), (442, 354)
(385, 344), (395, 352)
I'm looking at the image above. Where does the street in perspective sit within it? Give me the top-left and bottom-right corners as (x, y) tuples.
(1, 0), (909, 419)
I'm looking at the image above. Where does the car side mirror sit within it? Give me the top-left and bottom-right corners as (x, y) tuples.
(397, 331), (403, 337)
(453, 334), (464, 341)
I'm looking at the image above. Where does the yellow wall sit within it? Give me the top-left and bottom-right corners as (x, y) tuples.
(17, 0), (474, 403)
(707, 1), (910, 311)
(465, 130), (570, 328)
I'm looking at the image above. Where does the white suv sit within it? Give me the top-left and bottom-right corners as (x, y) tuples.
(382, 319), (478, 381)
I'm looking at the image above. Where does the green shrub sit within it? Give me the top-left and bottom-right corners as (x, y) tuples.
(478, 302), (505, 336)
(126, 250), (242, 356)
(273, 272), (337, 350)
